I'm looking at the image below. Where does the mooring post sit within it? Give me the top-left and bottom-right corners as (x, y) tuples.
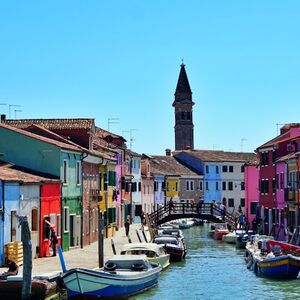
(98, 217), (104, 268)
(19, 216), (32, 300)
(111, 239), (117, 255)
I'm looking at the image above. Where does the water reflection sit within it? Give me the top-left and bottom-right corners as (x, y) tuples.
(131, 224), (300, 300)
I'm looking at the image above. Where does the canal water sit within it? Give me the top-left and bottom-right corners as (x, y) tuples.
(131, 224), (300, 300)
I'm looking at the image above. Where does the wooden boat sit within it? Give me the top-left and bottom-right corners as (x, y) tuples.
(153, 235), (187, 262)
(213, 223), (229, 240)
(245, 235), (300, 278)
(61, 255), (162, 298)
(120, 243), (170, 269)
(223, 230), (253, 245)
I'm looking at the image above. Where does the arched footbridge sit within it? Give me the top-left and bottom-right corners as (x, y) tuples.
(145, 203), (236, 239)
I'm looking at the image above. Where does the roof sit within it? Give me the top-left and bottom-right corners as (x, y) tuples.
(174, 63), (192, 102)
(95, 127), (125, 141)
(0, 165), (60, 183)
(3, 118), (94, 130)
(174, 149), (258, 164)
(276, 152), (300, 163)
(0, 123), (83, 153)
(149, 155), (200, 176)
(125, 149), (142, 158)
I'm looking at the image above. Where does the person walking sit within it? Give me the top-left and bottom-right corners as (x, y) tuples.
(169, 197), (175, 214)
(125, 216), (130, 236)
(50, 228), (58, 256)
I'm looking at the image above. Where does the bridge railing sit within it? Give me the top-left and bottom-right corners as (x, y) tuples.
(147, 202), (235, 228)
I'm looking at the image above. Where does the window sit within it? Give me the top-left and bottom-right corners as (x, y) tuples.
(206, 182), (209, 191)
(272, 151), (276, 164)
(63, 160), (68, 184)
(103, 173), (108, 191)
(272, 178), (276, 194)
(108, 171), (116, 186)
(250, 202), (258, 215)
(64, 207), (70, 233)
(31, 208), (38, 231)
(276, 173), (279, 189)
(175, 182), (178, 191)
(206, 165), (209, 174)
(186, 112), (191, 120)
(166, 182), (169, 192)
(186, 180), (194, 191)
(76, 161), (81, 185)
(228, 182), (233, 190)
(260, 179), (269, 194)
(222, 165), (227, 172)
(280, 173), (284, 189)
(56, 215), (61, 237)
(240, 198), (245, 207)
(216, 182), (219, 190)
(229, 166), (234, 172)
(222, 181), (226, 190)
(241, 165), (245, 173)
(138, 182), (141, 192)
(216, 166), (219, 174)
(199, 180), (203, 191)
(241, 182), (245, 191)
(228, 198), (234, 207)
(143, 185), (146, 194)
(261, 152), (269, 166)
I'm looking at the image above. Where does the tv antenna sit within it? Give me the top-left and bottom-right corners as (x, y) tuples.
(122, 129), (137, 149)
(240, 138), (247, 152)
(107, 118), (120, 132)
(14, 109), (22, 119)
(9, 104), (21, 119)
(276, 123), (284, 136)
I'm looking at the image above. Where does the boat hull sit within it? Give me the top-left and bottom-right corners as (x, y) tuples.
(62, 267), (161, 298)
(256, 255), (300, 278)
(214, 230), (229, 240)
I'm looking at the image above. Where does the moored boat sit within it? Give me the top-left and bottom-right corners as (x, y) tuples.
(120, 243), (170, 270)
(153, 235), (187, 262)
(61, 255), (162, 298)
(213, 223), (229, 240)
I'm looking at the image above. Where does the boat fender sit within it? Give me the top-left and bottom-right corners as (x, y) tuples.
(131, 264), (144, 271)
(104, 262), (117, 271)
(246, 260), (253, 270)
(254, 262), (258, 275)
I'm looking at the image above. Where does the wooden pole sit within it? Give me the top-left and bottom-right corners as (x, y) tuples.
(98, 217), (104, 268)
(20, 216), (32, 300)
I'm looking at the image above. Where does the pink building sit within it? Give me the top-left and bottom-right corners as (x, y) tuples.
(244, 164), (259, 230)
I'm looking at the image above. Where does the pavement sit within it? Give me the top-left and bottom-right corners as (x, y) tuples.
(0, 223), (150, 276)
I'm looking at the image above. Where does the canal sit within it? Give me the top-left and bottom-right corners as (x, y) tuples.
(131, 223), (300, 300)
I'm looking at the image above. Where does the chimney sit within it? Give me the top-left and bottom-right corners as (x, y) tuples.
(165, 149), (171, 156)
(0, 114), (6, 122)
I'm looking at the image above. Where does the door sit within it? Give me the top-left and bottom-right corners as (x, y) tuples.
(31, 208), (39, 259)
(70, 215), (75, 247)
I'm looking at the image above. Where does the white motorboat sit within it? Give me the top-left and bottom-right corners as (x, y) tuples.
(120, 243), (170, 270)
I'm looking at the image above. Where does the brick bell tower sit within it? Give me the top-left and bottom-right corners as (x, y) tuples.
(173, 63), (195, 150)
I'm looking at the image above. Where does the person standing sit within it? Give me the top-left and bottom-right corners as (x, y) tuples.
(125, 216), (130, 236)
(50, 228), (58, 257)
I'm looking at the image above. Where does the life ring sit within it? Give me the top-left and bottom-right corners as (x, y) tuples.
(131, 264), (144, 271)
(104, 262), (117, 271)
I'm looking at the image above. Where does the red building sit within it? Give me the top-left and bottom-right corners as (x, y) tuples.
(40, 183), (61, 257)
(256, 124), (300, 234)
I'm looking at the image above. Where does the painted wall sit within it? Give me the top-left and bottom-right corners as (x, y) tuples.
(166, 177), (180, 202)
(0, 181), (4, 266)
(204, 163), (221, 203)
(275, 162), (286, 210)
(154, 175), (165, 207)
(0, 126), (60, 176)
(141, 177), (154, 214)
(40, 183), (61, 258)
(61, 151), (83, 251)
(179, 176), (203, 203)
(3, 182), (20, 245)
(245, 165), (259, 227)
(221, 162), (245, 214)
(20, 184), (40, 259)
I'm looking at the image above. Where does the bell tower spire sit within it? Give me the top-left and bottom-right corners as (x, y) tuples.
(173, 63), (195, 150)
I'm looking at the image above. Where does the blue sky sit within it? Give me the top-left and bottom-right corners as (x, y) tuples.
(0, 1), (300, 155)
